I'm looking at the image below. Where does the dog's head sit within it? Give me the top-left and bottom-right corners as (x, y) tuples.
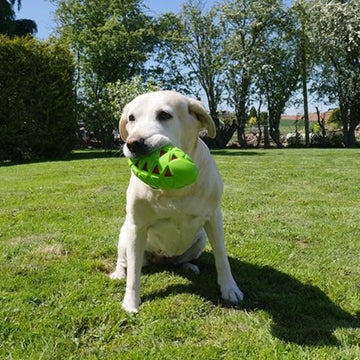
(119, 91), (216, 158)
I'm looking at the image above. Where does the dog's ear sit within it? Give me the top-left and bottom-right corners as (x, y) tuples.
(119, 104), (129, 141)
(188, 98), (216, 139)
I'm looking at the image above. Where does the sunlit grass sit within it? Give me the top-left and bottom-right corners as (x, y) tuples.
(1, 149), (359, 359)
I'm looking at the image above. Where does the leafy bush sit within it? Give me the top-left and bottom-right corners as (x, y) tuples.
(311, 132), (344, 147)
(327, 108), (342, 128)
(0, 36), (76, 162)
(286, 133), (304, 147)
(327, 132), (344, 147)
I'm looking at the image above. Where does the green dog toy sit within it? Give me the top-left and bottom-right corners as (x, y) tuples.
(128, 145), (198, 190)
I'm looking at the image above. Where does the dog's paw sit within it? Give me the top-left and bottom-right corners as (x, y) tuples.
(122, 295), (141, 313)
(221, 282), (244, 304)
(182, 262), (200, 275)
(109, 267), (126, 280)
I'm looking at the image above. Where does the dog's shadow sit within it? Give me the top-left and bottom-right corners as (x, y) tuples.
(142, 252), (359, 346)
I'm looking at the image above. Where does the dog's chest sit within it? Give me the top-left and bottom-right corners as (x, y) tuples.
(145, 203), (209, 257)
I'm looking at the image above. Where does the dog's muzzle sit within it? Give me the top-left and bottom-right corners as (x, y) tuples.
(125, 136), (150, 158)
(125, 134), (173, 159)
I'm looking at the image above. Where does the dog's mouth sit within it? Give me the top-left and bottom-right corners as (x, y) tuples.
(124, 139), (150, 158)
(124, 135), (172, 159)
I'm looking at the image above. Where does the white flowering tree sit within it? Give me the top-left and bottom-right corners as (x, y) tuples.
(307, 0), (360, 147)
(106, 76), (160, 124)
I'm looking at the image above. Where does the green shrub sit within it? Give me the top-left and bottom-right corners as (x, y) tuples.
(286, 133), (304, 147)
(327, 108), (342, 128)
(311, 132), (344, 148)
(0, 36), (76, 162)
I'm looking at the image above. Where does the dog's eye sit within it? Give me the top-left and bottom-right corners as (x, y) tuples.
(157, 111), (172, 121)
(129, 114), (135, 122)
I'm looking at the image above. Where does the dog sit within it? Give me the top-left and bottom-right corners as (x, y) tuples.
(110, 90), (243, 312)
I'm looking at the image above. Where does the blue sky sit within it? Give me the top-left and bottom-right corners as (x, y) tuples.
(16, 0), (56, 40)
(16, 0), (217, 39)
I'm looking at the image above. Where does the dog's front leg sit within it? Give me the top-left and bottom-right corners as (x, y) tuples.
(122, 219), (147, 313)
(110, 223), (128, 280)
(204, 207), (244, 304)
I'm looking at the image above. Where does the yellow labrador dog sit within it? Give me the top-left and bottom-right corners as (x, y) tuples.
(110, 90), (243, 312)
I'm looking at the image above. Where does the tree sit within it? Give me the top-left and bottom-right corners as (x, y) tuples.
(151, 12), (189, 93)
(220, 0), (283, 147)
(293, 0), (311, 147)
(153, 1), (229, 147)
(181, 2), (225, 129)
(54, 0), (157, 134)
(327, 108), (341, 128)
(0, 36), (76, 161)
(0, 0), (37, 37)
(255, 6), (301, 148)
(106, 75), (160, 126)
(308, 0), (360, 147)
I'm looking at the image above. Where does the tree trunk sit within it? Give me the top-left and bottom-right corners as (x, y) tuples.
(237, 125), (248, 148)
(342, 121), (350, 147)
(256, 101), (262, 148)
(339, 102), (349, 147)
(211, 112), (226, 148)
(348, 104), (359, 148)
(223, 122), (238, 145)
(233, 79), (250, 148)
(301, 61), (310, 147)
(203, 123), (237, 149)
(338, 101), (358, 148)
(269, 127), (284, 148)
(235, 105), (248, 148)
(316, 106), (326, 138)
(256, 122), (262, 148)
(264, 124), (270, 148)
(268, 110), (284, 148)
(300, 14), (310, 148)
(214, 131), (226, 148)
(347, 124), (357, 148)
(208, 93), (220, 129)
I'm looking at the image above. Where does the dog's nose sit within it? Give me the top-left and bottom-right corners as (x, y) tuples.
(126, 136), (147, 155)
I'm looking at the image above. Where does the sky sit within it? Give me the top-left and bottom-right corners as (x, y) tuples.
(15, 0), (215, 39)
(15, 0), (328, 114)
(15, 0), (57, 40)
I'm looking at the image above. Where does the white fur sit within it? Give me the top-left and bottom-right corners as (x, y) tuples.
(110, 90), (243, 312)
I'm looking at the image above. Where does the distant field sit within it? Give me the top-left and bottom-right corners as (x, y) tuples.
(279, 118), (299, 134)
(279, 117), (325, 134)
(1, 149), (359, 359)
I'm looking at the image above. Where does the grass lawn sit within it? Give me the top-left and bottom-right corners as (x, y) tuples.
(1, 149), (359, 359)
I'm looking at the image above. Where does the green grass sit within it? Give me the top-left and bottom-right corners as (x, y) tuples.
(1, 149), (359, 359)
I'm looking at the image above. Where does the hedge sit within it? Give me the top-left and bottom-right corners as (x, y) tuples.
(0, 36), (76, 162)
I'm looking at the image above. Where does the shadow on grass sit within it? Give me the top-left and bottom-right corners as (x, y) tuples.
(142, 252), (359, 346)
(0, 150), (123, 167)
(210, 149), (265, 156)
(1, 148), (265, 166)
(68, 150), (123, 161)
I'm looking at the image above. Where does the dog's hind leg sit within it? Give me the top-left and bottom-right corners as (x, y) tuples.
(175, 228), (207, 274)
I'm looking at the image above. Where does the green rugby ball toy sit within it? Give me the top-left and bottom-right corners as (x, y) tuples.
(128, 145), (198, 190)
